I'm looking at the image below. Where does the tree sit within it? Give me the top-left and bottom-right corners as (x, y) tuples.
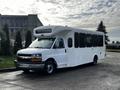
(0, 30), (5, 39)
(14, 31), (22, 54)
(0, 30), (5, 54)
(97, 21), (109, 45)
(0, 38), (5, 55)
(0, 24), (11, 55)
(25, 31), (32, 48)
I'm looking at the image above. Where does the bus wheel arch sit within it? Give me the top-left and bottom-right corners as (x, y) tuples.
(44, 58), (57, 74)
(93, 55), (98, 65)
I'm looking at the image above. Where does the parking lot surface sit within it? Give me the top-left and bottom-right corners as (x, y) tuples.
(0, 52), (120, 90)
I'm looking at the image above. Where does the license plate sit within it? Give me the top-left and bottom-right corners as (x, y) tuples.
(19, 64), (29, 67)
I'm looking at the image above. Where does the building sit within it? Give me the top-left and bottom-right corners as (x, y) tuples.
(0, 14), (43, 39)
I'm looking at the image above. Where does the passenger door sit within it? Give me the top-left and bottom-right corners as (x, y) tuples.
(52, 38), (67, 68)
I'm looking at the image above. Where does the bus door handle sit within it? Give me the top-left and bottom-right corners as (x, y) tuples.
(65, 49), (67, 53)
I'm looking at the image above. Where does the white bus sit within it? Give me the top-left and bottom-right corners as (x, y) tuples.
(14, 25), (105, 74)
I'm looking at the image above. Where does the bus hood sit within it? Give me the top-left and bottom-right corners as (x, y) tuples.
(17, 48), (49, 55)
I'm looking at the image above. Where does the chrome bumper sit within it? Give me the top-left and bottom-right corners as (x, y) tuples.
(14, 60), (45, 70)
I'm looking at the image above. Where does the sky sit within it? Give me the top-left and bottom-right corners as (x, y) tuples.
(0, 0), (120, 42)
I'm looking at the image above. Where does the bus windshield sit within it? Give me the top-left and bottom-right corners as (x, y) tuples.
(29, 38), (55, 49)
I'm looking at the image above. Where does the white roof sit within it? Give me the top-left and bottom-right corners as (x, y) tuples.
(33, 25), (104, 37)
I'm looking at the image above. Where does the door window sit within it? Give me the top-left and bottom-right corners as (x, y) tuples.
(53, 38), (64, 49)
(68, 38), (73, 48)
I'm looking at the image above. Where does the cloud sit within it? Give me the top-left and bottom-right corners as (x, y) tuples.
(107, 26), (120, 42)
(40, 0), (60, 5)
(0, 0), (120, 41)
(37, 0), (120, 29)
(0, 0), (120, 29)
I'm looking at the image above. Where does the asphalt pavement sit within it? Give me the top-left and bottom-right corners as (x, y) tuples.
(0, 52), (120, 90)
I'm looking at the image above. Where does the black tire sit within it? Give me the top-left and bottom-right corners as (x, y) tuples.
(93, 56), (98, 65)
(44, 61), (56, 74)
(23, 69), (30, 73)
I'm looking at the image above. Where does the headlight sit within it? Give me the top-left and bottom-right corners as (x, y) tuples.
(33, 54), (41, 57)
(31, 54), (42, 62)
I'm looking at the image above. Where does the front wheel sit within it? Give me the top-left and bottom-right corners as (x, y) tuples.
(44, 61), (56, 74)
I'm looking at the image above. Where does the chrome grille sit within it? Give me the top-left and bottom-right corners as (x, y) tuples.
(17, 54), (32, 63)
(17, 54), (32, 57)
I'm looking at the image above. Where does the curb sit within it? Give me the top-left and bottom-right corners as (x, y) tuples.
(107, 50), (120, 53)
(0, 67), (19, 72)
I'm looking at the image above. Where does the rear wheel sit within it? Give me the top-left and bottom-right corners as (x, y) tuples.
(93, 56), (98, 65)
(44, 61), (56, 74)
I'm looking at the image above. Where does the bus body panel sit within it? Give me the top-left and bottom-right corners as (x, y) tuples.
(15, 25), (105, 70)
(41, 49), (67, 68)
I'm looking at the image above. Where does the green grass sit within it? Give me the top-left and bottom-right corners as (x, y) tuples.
(0, 56), (15, 69)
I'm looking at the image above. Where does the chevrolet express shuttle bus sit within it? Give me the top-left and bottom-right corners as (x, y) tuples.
(14, 25), (105, 74)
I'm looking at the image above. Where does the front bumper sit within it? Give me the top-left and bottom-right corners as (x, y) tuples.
(14, 60), (45, 70)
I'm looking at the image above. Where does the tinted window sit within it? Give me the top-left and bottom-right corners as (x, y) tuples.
(79, 33), (86, 47)
(68, 38), (73, 48)
(74, 32), (103, 48)
(86, 34), (92, 47)
(74, 32), (79, 48)
(97, 35), (103, 46)
(92, 35), (97, 47)
(91, 35), (103, 47)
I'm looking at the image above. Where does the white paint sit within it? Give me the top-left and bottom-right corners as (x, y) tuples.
(17, 25), (106, 68)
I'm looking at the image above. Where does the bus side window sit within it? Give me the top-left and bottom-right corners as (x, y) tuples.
(79, 33), (86, 48)
(68, 38), (73, 48)
(97, 35), (103, 46)
(53, 38), (64, 49)
(74, 32), (79, 48)
(86, 34), (92, 47)
(92, 35), (97, 47)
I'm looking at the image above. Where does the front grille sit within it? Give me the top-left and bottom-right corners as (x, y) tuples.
(17, 54), (32, 63)
(17, 54), (32, 57)
(17, 54), (42, 63)
(17, 57), (32, 63)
